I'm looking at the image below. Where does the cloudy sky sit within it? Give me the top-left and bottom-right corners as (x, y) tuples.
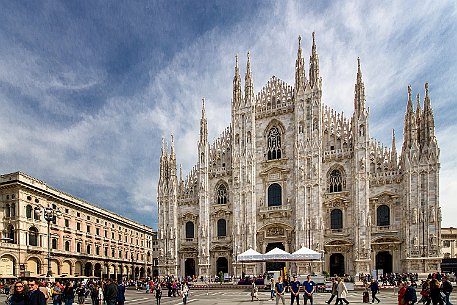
(0, 1), (455, 228)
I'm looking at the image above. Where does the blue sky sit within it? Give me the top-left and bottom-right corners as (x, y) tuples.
(0, 1), (456, 229)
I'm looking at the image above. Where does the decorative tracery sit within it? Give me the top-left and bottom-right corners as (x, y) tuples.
(328, 169), (345, 192)
(217, 184), (228, 204)
(267, 127), (282, 160)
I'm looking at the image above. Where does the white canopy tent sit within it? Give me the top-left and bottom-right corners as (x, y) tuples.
(237, 248), (264, 262)
(262, 247), (292, 261)
(290, 246), (322, 261)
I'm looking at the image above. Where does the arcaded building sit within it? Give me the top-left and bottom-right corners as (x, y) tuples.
(157, 34), (441, 278)
(0, 171), (158, 279)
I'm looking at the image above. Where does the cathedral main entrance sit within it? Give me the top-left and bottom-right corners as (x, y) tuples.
(266, 242), (286, 271)
(375, 251), (392, 274)
(185, 258), (195, 277)
(216, 257), (229, 275)
(330, 253), (345, 276)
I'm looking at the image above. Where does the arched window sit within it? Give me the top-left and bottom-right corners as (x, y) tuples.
(86, 244), (91, 254)
(29, 227), (38, 246)
(33, 207), (40, 220)
(217, 184), (228, 204)
(217, 219), (226, 237)
(6, 224), (15, 243)
(76, 243), (81, 253)
(5, 204), (10, 218)
(52, 238), (58, 249)
(331, 209), (343, 230)
(328, 169), (344, 192)
(65, 241), (70, 251)
(267, 127), (282, 160)
(377, 205), (390, 226)
(11, 203), (15, 217)
(185, 221), (194, 239)
(268, 183), (282, 207)
(26, 205), (33, 219)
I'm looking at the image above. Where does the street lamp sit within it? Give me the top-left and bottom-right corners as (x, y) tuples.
(34, 204), (61, 277)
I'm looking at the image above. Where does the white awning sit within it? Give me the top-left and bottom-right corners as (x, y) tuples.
(237, 248), (264, 262)
(263, 247), (292, 261)
(290, 246), (322, 261)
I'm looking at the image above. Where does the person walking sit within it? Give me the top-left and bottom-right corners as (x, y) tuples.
(75, 283), (86, 305)
(303, 275), (316, 305)
(420, 280), (432, 305)
(62, 281), (74, 305)
(89, 283), (99, 305)
(442, 277), (453, 305)
(270, 278), (276, 301)
(336, 277), (350, 305)
(155, 283), (163, 305)
(430, 279), (444, 305)
(28, 279), (47, 305)
(103, 278), (118, 305)
(290, 275), (301, 305)
(251, 282), (259, 301)
(181, 281), (189, 304)
(369, 279), (381, 303)
(275, 276), (286, 305)
(398, 282), (407, 305)
(326, 278), (338, 304)
(117, 281), (126, 305)
(8, 281), (29, 305)
(52, 282), (63, 305)
(404, 281), (417, 305)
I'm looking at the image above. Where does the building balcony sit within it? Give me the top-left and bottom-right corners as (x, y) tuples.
(371, 225), (398, 234)
(213, 236), (232, 243)
(259, 204), (292, 219)
(324, 228), (351, 237)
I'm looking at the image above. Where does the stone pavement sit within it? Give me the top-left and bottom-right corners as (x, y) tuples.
(0, 288), (438, 305)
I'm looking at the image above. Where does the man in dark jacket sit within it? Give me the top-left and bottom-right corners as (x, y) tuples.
(117, 281), (126, 305)
(442, 276), (453, 305)
(369, 279), (380, 303)
(104, 278), (119, 305)
(28, 279), (46, 305)
(404, 281), (417, 305)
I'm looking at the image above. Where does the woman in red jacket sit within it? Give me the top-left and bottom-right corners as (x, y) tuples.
(398, 282), (407, 305)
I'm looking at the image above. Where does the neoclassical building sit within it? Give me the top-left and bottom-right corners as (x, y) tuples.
(0, 171), (159, 279)
(157, 34), (441, 278)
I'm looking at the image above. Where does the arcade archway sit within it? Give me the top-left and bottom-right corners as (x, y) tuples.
(376, 251), (392, 274)
(216, 257), (228, 275)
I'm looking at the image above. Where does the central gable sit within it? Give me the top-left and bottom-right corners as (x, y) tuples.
(256, 76), (294, 111)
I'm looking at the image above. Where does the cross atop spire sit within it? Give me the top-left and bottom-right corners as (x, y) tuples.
(309, 32), (320, 88)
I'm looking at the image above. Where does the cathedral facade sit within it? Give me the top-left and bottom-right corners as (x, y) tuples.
(157, 34), (441, 278)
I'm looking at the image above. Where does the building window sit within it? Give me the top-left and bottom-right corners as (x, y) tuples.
(267, 127), (282, 160)
(112, 232), (114, 239)
(28, 227), (38, 246)
(377, 205), (390, 226)
(328, 169), (344, 193)
(96, 228), (100, 236)
(104, 247), (108, 257)
(217, 184), (228, 204)
(5, 204), (10, 218)
(96, 246), (100, 255)
(443, 240), (451, 247)
(77, 243), (81, 253)
(111, 249), (115, 257)
(330, 209), (343, 230)
(26, 205), (33, 219)
(87, 245), (91, 254)
(52, 238), (58, 250)
(65, 241), (70, 251)
(217, 219), (226, 237)
(185, 221), (194, 239)
(87, 225), (91, 233)
(65, 219), (69, 228)
(5, 224), (15, 243)
(268, 183), (282, 207)
(76, 222), (81, 231)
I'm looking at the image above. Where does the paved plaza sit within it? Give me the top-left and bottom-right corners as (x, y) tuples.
(0, 288), (433, 305)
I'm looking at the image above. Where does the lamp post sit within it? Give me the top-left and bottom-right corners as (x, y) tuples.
(35, 204), (61, 277)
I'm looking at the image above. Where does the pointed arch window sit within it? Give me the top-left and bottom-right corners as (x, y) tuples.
(377, 205), (390, 226)
(185, 221), (194, 239)
(268, 183), (282, 207)
(328, 169), (344, 192)
(331, 209), (343, 230)
(217, 184), (228, 204)
(217, 219), (226, 237)
(267, 127), (282, 160)
(28, 227), (38, 246)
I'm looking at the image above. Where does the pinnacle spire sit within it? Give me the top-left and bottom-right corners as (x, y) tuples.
(199, 97), (208, 145)
(245, 51), (254, 104)
(202, 97), (206, 119)
(309, 32), (320, 87)
(295, 35), (305, 93)
(170, 134), (175, 157)
(233, 54), (242, 109)
(354, 57), (366, 116)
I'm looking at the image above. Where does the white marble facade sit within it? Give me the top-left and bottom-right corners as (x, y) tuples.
(157, 34), (441, 278)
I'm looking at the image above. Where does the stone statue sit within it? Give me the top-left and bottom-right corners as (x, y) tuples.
(412, 208), (417, 224)
(413, 236), (418, 246)
(429, 206), (435, 223)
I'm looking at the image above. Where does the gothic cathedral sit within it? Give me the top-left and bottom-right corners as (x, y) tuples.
(157, 33), (441, 278)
